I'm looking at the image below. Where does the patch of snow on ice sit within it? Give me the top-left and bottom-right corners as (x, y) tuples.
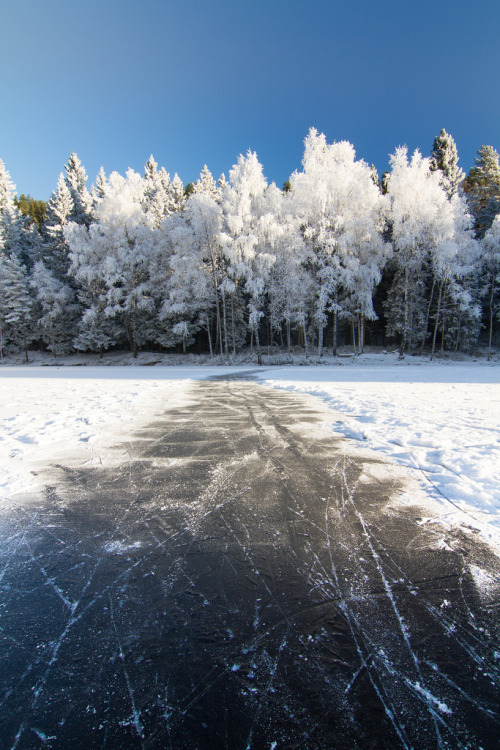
(258, 354), (500, 549)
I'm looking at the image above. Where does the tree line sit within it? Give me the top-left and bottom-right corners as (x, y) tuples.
(1, 128), (499, 362)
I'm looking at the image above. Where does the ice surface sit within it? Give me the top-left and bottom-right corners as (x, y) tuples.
(256, 352), (500, 550)
(1, 352), (499, 554)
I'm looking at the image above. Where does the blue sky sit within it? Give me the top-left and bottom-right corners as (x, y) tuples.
(2, 0), (499, 199)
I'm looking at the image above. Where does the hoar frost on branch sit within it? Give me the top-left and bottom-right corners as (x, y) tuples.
(0, 128), (497, 359)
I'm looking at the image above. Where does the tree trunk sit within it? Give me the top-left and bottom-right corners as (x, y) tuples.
(231, 295), (237, 357)
(210, 257), (223, 357)
(317, 315), (323, 358)
(420, 276), (436, 355)
(221, 289), (229, 357)
(487, 270), (495, 362)
(255, 326), (262, 365)
(358, 313), (364, 354)
(430, 281), (444, 361)
(401, 267), (409, 355)
(332, 308), (337, 357)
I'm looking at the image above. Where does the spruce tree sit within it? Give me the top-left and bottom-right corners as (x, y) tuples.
(430, 129), (465, 198)
(0, 159), (16, 212)
(0, 254), (33, 361)
(464, 145), (500, 239)
(44, 174), (74, 277)
(64, 152), (92, 226)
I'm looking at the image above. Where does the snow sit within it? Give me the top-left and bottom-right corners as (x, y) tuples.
(256, 351), (500, 549)
(0, 365), (247, 498)
(1, 352), (499, 555)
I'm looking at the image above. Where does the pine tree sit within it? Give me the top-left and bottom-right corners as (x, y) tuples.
(30, 261), (78, 356)
(0, 254), (33, 361)
(64, 152), (92, 226)
(430, 129), (465, 198)
(464, 145), (500, 239)
(0, 159), (16, 213)
(90, 166), (109, 213)
(14, 194), (47, 230)
(44, 173), (74, 277)
(142, 156), (171, 228)
(194, 165), (219, 198)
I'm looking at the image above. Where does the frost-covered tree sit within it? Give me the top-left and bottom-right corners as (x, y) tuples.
(43, 173), (74, 276)
(66, 169), (156, 356)
(30, 261), (78, 356)
(221, 151), (272, 361)
(386, 147), (479, 356)
(464, 145), (500, 239)
(0, 163), (38, 270)
(91, 166), (109, 210)
(194, 165), (219, 199)
(385, 148), (443, 353)
(158, 213), (213, 353)
(181, 170), (226, 354)
(0, 159), (16, 212)
(64, 152), (92, 226)
(481, 215), (500, 359)
(142, 156), (171, 228)
(262, 184), (311, 354)
(169, 173), (186, 214)
(290, 129), (388, 356)
(0, 254), (33, 361)
(430, 129), (465, 198)
(426, 194), (479, 358)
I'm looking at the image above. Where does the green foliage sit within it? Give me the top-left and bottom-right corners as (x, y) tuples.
(14, 194), (46, 230)
(464, 145), (500, 239)
(429, 129), (464, 197)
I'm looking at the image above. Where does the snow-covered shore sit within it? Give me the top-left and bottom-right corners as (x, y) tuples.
(1, 350), (499, 550)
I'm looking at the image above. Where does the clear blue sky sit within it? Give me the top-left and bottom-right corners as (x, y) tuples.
(2, 0), (499, 199)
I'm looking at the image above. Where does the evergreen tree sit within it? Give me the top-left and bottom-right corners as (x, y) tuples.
(64, 152), (92, 226)
(430, 129), (465, 198)
(90, 167), (109, 212)
(30, 261), (79, 356)
(464, 145), (500, 239)
(43, 173), (75, 277)
(0, 254), (33, 361)
(142, 156), (171, 228)
(14, 194), (47, 230)
(194, 165), (219, 198)
(0, 159), (16, 212)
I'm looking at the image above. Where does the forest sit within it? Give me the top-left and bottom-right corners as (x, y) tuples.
(1, 128), (499, 362)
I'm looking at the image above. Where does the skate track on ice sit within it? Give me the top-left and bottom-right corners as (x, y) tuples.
(1, 375), (499, 749)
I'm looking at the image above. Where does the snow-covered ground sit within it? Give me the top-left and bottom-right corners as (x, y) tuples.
(1, 352), (499, 550)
